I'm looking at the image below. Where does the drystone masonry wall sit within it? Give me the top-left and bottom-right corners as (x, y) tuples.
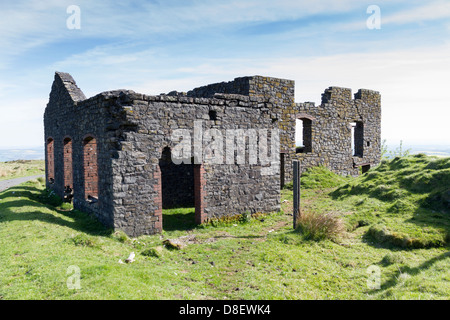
(111, 91), (281, 235)
(44, 72), (133, 229)
(184, 76), (381, 181)
(44, 72), (381, 237)
(45, 73), (283, 236)
(186, 77), (252, 97)
(290, 86), (382, 178)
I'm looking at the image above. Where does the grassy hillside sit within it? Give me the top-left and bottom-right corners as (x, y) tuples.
(0, 160), (45, 181)
(331, 154), (450, 248)
(0, 155), (449, 300)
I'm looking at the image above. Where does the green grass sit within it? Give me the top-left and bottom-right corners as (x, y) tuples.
(331, 154), (450, 249)
(0, 156), (449, 300)
(162, 207), (196, 232)
(0, 160), (45, 181)
(284, 165), (350, 190)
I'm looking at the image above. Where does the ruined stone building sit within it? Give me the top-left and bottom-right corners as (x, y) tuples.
(44, 72), (381, 236)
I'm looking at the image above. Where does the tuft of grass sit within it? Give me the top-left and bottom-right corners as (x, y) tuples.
(295, 210), (346, 242)
(387, 198), (415, 213)
(381, 252), (407, 266)
(141, 246), (163, 258)
(34, 188), (64, 207)
(203, 215), (242, 228)
(239, 211), (252, 224)
(58, 202), (74, 211)
(70, 234), (97, 247)
(111, 230), (129, 243)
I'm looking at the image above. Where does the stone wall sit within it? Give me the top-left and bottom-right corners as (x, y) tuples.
(44, 73), (282, 236)
(186, 77), (252, 97)
(44, 72), (381, 237)
(110, 91), (281, 235)
(44, 72), (129, 229)
(184, 76), (381, 180)
(289, 87), (382, 178)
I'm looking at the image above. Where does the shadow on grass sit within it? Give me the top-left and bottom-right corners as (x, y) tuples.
(375, 251), (450, 294)
(0, 184), (112, 236)
(361, 231), (410, 250)
(162, 207), (197, 232)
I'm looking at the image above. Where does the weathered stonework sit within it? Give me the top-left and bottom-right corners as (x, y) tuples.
(286, 86), (382, 181)
(44, 72), (381, 237)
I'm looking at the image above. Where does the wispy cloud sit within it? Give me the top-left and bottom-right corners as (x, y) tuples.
(0, 1), (449, 147)
(2, 0), (445, 70)
(382, 0), (450, 25)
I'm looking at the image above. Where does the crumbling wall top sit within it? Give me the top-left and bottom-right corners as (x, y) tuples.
(54, 71), (86, 102)
(321, 86), (380, 104)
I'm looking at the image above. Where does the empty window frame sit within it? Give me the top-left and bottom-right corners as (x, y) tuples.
(350, 121), (364, 157)
(295, 118), (312, 153)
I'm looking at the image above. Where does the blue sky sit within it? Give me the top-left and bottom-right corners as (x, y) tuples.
(0, 0), (449, 148)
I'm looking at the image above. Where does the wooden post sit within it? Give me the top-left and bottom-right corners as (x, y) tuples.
(293, 160), (301, 229)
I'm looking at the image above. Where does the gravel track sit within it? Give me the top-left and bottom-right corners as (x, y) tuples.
(0, 175), (44, 192)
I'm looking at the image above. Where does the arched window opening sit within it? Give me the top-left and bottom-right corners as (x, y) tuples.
(83, 136), (98, 202)
(46, 138), (55, 184)
(63, 138), (74, 202)
(295, 118), (312, 153)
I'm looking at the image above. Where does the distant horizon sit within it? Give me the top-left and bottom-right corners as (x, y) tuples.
(0, 142), (449, 163)
(0, 141), (449, 150)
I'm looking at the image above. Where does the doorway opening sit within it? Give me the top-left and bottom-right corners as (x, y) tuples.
(158, 147), (205, 231)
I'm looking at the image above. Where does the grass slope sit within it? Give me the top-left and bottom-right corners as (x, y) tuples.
(0, 160), (45, 181)
(0, 156), (449, 300)
(332, 154), (450, 248)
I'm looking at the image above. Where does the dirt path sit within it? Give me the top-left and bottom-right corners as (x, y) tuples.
(0, 175), (44, 192)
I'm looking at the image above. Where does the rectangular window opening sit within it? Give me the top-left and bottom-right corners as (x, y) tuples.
(351, 121), (364, 157)
(295, 118), (312, 154)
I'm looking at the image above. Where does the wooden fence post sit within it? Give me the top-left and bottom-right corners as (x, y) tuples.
(293, 160), (301, 229)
